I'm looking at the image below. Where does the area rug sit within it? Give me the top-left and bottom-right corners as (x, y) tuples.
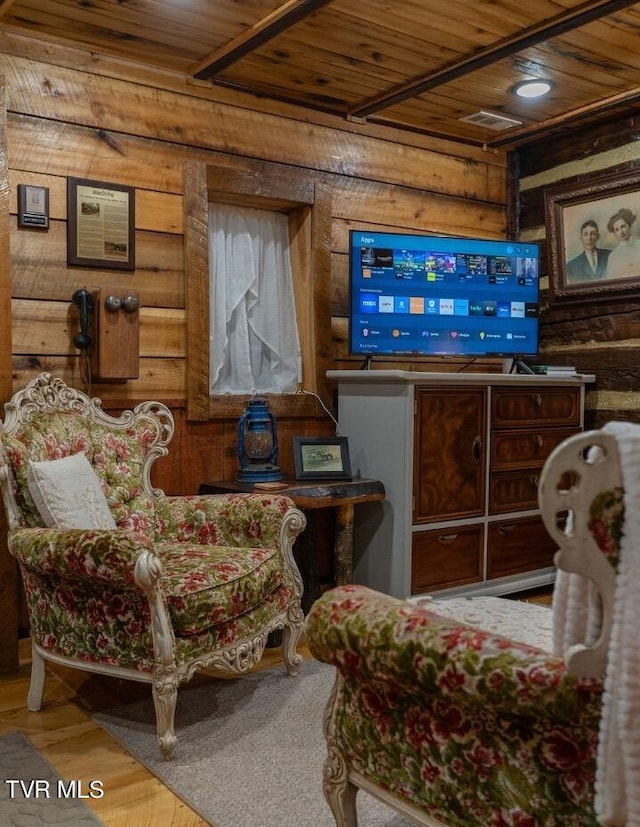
(0, 730), (104, 826)
(94, 659), (416, 827)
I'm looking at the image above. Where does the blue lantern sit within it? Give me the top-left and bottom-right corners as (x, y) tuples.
(237, 396), (282, 482)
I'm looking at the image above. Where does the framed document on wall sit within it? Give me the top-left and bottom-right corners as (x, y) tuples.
(67, 177), (135, 270)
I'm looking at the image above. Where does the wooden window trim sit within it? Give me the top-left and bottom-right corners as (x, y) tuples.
(184, 160), (332, 421)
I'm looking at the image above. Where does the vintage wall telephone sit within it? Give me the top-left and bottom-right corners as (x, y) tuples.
(71, 287), (140, 380)
(72, 288), (94, 349)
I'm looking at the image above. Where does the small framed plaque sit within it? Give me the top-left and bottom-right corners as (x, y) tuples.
(18, 184), (49, 229)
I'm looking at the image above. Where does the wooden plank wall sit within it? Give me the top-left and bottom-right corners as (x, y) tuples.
(0, 31), (509, 669)
(0, 30), (509, 490)
(517, 117), (640, 429)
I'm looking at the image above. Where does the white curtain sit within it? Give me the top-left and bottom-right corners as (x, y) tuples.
(209, 203), (300, 394)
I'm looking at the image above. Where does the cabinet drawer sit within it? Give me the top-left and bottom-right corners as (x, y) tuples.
(491, 427), (578, 471)
(487, 516), (556, 578)
(489, 469), (541, 513)
(492, 387), (580, 428)
(411, 524), (483, 593)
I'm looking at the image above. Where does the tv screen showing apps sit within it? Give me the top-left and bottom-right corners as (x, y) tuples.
(349, 230), (540, 358)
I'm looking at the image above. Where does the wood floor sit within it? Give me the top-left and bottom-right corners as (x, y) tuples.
(0, 589), (552, 826)
(0, 638), (311, 826)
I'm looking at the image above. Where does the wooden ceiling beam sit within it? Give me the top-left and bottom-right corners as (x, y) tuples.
(485, 84), (640, 150)
(349, 0), (640, 119)
(191, 0), (334, 80)
(0, 0), (17, 20)
(366, 80), (640, 149)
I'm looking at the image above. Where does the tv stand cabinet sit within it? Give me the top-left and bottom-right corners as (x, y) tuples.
(327, 370), (595, 599)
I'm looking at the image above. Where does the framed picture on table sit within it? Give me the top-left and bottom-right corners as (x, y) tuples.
(292, 436), (352, 481)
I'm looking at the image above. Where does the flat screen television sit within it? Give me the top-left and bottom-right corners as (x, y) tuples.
(348, 230), (540, 361)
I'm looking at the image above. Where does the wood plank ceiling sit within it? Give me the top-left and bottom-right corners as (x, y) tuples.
(2, 0), (640, 149)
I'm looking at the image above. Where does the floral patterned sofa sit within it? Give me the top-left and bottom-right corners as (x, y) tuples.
(0, 373), (306, 759)
(305, 426), (633, 827)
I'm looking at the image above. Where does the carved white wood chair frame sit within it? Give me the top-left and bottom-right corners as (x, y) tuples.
(308, 428), (622, 826)
(0, 373), (306, 759)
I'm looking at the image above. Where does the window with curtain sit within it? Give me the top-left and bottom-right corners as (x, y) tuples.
(208, 203), (301, 395)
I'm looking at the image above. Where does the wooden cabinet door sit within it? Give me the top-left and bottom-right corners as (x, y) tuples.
(413, 387), (486, 523)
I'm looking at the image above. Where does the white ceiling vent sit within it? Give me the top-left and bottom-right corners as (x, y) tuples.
(459, 111), (523, 131)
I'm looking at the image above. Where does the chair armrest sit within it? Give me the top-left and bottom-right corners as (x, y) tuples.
(8, 526), (154, 589)
(155, 493), (300, 548)
(305, 585), (602, 721)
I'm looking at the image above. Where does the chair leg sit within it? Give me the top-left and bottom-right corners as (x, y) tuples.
(281, 615), (304, 675)
(27, 643), (46, 711)
(152, 668), (178, 760)
(323, 680), (358, 827)
(324, 751), (359, 827)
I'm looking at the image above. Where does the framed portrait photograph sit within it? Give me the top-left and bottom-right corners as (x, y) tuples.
(545, 168), (640, 303)
(292, 436), (352, 481)
(67, 177), (135, 270)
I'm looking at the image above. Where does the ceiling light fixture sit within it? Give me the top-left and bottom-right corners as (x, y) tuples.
(515, 80), (552, 99)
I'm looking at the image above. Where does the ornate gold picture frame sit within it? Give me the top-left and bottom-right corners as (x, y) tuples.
(545, 169), (640, 303)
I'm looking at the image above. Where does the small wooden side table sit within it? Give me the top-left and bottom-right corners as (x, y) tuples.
(198, 477), (385, 611)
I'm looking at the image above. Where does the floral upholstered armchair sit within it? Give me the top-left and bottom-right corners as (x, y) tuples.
(305, 425), (639, 827)
(0, 373), (306, 759)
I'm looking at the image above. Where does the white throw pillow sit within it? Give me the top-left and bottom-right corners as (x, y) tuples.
(27, 452), (117, 530)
